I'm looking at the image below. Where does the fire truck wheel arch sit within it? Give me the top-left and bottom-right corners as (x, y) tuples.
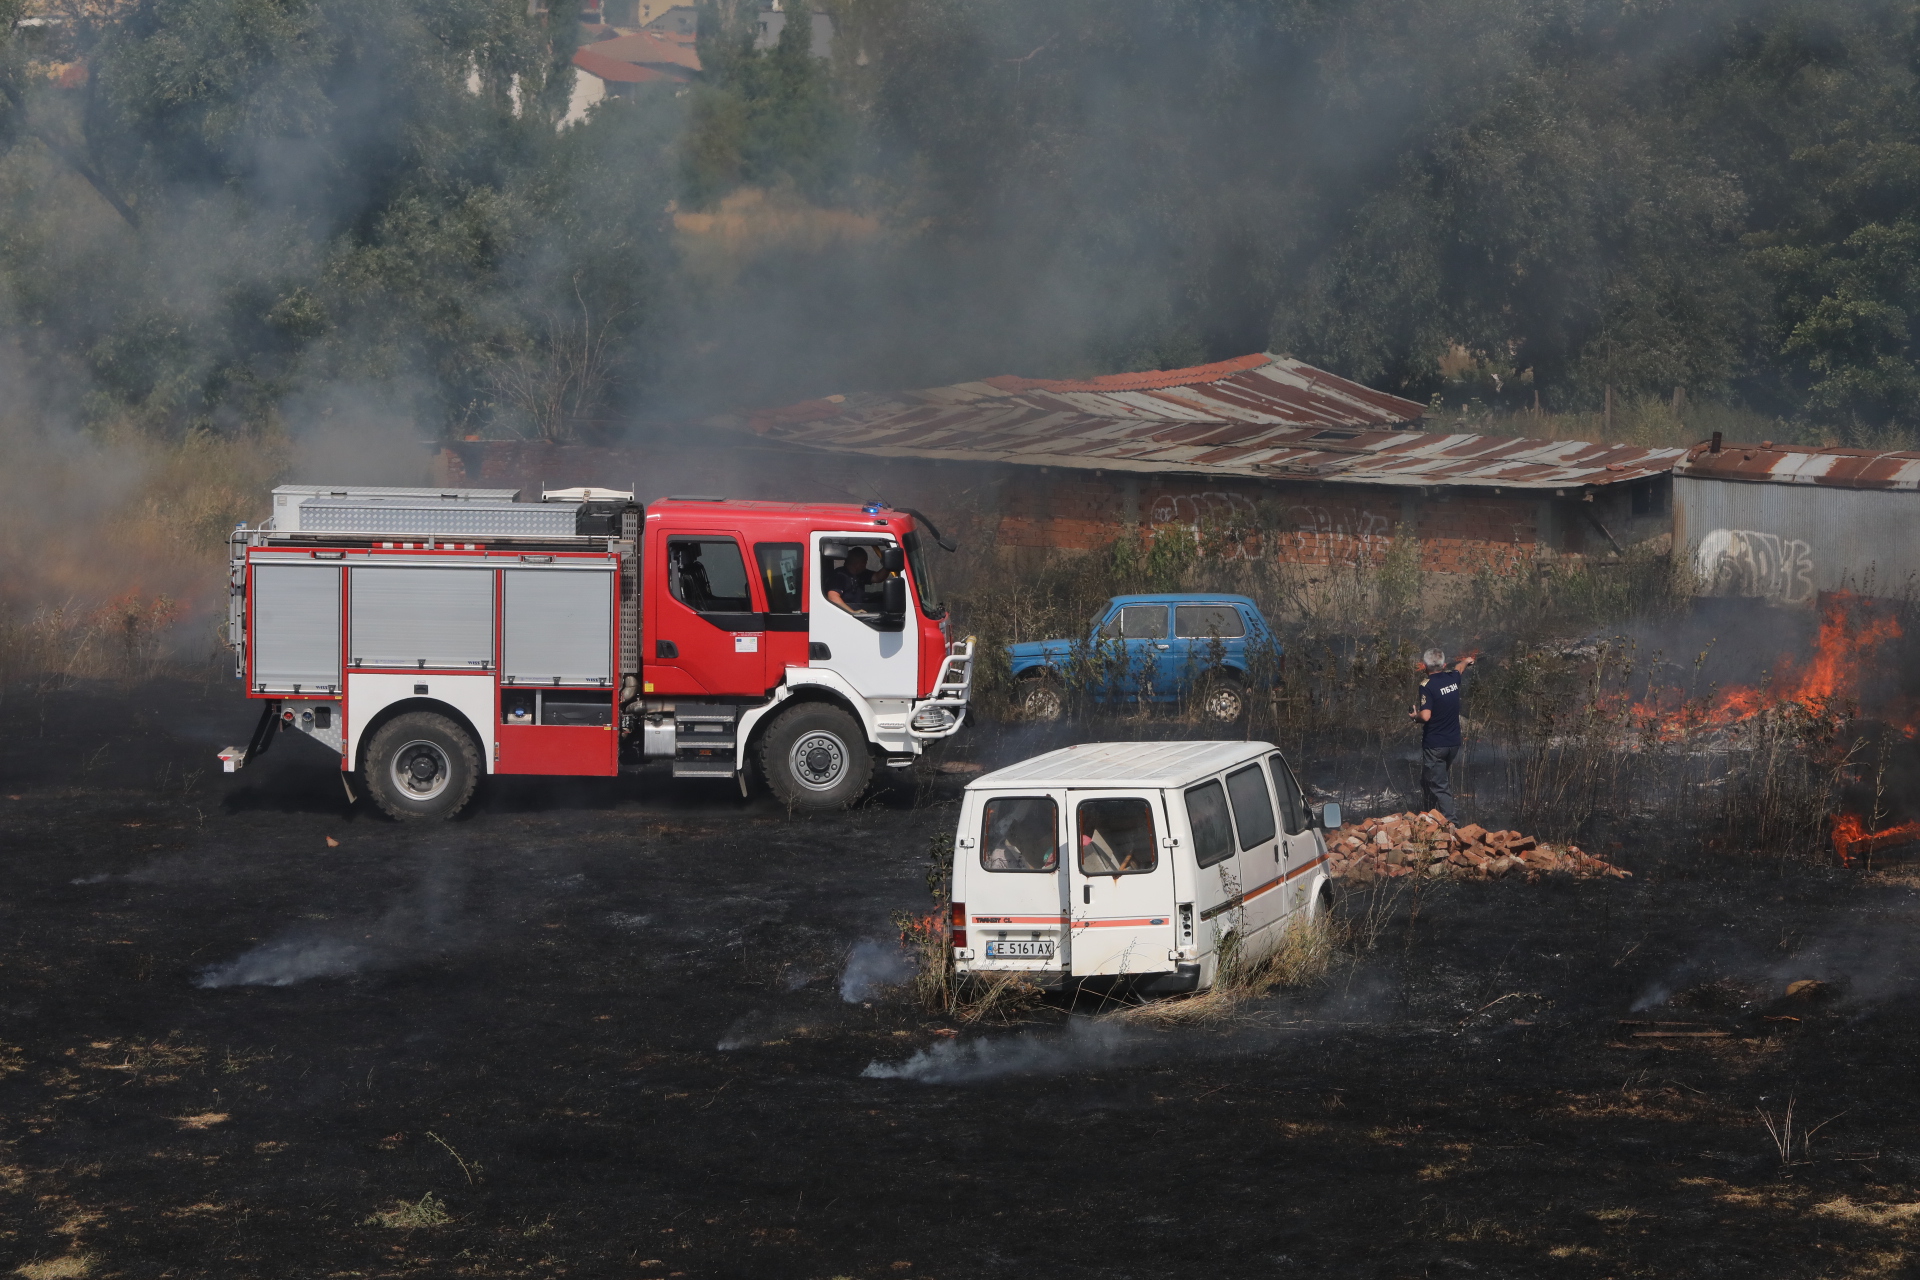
(350, 696), (490, 780)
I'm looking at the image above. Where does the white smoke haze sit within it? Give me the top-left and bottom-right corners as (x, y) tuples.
(861, 1018), (1144, 1084)
(838, 938), (913, 1002)
(195, 857), (467, 990)
(196, 933), (377, 988)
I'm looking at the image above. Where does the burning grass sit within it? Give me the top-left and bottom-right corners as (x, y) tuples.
(945, 515), (1916, 865)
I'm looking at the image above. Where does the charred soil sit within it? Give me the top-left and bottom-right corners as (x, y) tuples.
(4, 682), (1920, 1278)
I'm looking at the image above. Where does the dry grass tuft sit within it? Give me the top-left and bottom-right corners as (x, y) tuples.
(13, 1255), (97, 1280)
(362, 1191), (452, 1229)
(1115, 910), (1340, 1026)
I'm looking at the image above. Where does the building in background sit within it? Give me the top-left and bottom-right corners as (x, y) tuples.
(1675, 440), (1920, 605)
(754, 2), (833, 56)
(439, 353), (1683, 577)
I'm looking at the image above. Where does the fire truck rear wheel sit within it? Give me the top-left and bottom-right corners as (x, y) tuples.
(759, 702), (872, 810)
(364, 712), (480, 821)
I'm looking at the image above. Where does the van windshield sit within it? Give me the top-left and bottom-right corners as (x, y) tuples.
(981, 796), (1058, 872)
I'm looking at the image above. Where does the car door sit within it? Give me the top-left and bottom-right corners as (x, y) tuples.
(1171, 601), (1248, 694)
(649, 533), (766, 696)
(1099, 603), (1171, 701)
(1268, 752), (1319, 918)
(966, 792), (1069, 974)
(1067, 791), (1176, 977)
(1182, 776), (1244, 954)
(1223, 762), (1285, 939)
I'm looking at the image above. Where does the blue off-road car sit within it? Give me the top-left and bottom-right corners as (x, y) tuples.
(1007, 594), (1280, 723)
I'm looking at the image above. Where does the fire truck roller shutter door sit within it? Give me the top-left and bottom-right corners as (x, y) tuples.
(350, 567), (494, 669)
(501, 568), (614, 685)
(253, 563), (342, 691)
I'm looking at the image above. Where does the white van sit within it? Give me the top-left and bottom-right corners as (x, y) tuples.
(951, 741), (1341, 995)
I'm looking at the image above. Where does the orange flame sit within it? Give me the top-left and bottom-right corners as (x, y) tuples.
(1831, 812), (1920, 866)
(1632, 592), (1907, 735)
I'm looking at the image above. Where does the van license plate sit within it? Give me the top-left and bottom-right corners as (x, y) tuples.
(985, 940), (1055, 958)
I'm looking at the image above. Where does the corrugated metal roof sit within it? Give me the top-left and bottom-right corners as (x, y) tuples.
(731, 353), (1687, 490)
(1675, 441), (1920, 490)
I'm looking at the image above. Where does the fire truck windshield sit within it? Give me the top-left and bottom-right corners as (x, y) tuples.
(902, 529), (947, 619)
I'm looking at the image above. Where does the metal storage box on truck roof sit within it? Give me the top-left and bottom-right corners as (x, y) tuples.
(951, 740), (1338, 997)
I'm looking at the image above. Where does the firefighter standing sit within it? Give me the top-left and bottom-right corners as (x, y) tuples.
(1410, 648), (1475, 821)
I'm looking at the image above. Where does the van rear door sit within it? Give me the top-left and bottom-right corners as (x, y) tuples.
(1067, 791), (1176, 976)
(965, 792), (1068, 975)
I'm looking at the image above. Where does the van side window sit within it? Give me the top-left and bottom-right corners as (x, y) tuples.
(1224, 765), (1276, 850)
(1268, 754), (1309, 836)
(981, 796), (1059, 872)
(1077, 799), (1157, 875)
(1185, 781), (1235, 868)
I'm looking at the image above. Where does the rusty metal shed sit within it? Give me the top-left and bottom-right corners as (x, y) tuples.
(732, 352), (1687, 492)
(1675, 441), (1920, 605)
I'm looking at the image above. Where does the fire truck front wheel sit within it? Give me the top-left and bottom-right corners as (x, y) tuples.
(363, 712), (480, 821)
(758, 702), (873, 810)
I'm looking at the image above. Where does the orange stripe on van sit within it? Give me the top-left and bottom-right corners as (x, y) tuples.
(969, 915), (1060, 925)
(1073, 917), (1172, 929)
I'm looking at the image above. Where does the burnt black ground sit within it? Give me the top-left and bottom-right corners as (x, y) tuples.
(6, 680), (1920, 1279)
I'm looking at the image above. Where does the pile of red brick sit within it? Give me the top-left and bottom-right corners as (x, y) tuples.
(1326, 811), (1631, 882)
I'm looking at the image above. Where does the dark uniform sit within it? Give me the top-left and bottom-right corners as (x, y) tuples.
(1418, 669), (1464, 821)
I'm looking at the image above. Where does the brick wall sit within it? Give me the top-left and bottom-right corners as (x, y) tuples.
(435, 439), (1656, 574)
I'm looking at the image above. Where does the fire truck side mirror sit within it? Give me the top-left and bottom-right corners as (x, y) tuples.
(882, 576), (907, 619)
(882, 546), (905, 573)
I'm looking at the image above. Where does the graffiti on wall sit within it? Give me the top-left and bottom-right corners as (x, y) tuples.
(1147, 490), (1397, 565)
(1276, 505), (1393, 566)
(1695, 528), (1815, 604)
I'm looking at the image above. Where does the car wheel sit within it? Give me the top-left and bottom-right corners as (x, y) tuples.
(1017, 675), (1064, 722)
(1199, 674), (1247, 724)
(363, 712), (480, 821)
(758, 701), (873, 810)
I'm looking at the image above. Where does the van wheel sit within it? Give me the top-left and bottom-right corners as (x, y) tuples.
(1017, 674), (1064, 722)
(1314, 879), (1335, 920)
(759, 702), (872, 810)
(363, 712), (480, 821)
(1199, 674), (1247, 723)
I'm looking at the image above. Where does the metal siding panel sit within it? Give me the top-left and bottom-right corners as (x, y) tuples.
(501, 569), (613, 684)
(350, 567), (495, 667)
(1678, 477), (1920, 604)
(254, 564), (341, 690)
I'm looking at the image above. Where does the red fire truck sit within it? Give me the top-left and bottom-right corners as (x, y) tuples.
(218, 485), (974, 818)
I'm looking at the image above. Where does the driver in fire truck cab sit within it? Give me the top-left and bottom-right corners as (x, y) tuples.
(823, 545), (885, 615)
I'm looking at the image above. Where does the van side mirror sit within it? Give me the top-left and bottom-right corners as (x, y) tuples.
(882, 546), (905, 573)
(1317, 803), (1342, 831)
(882, 576), (907, 619)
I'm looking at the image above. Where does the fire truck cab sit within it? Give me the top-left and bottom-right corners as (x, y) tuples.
(219, 486), (973, 819)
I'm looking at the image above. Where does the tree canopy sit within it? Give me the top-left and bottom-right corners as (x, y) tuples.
(3, 0), (1920, 442)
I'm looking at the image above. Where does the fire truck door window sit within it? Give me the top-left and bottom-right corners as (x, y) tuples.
(501, 568), (613, 685)
(755, 543), (804, 614)
(253, 563), (341, 691)
(350, 567), (493, 669)
(667, 539), (751, 613)
(820, 541), (888, 616)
